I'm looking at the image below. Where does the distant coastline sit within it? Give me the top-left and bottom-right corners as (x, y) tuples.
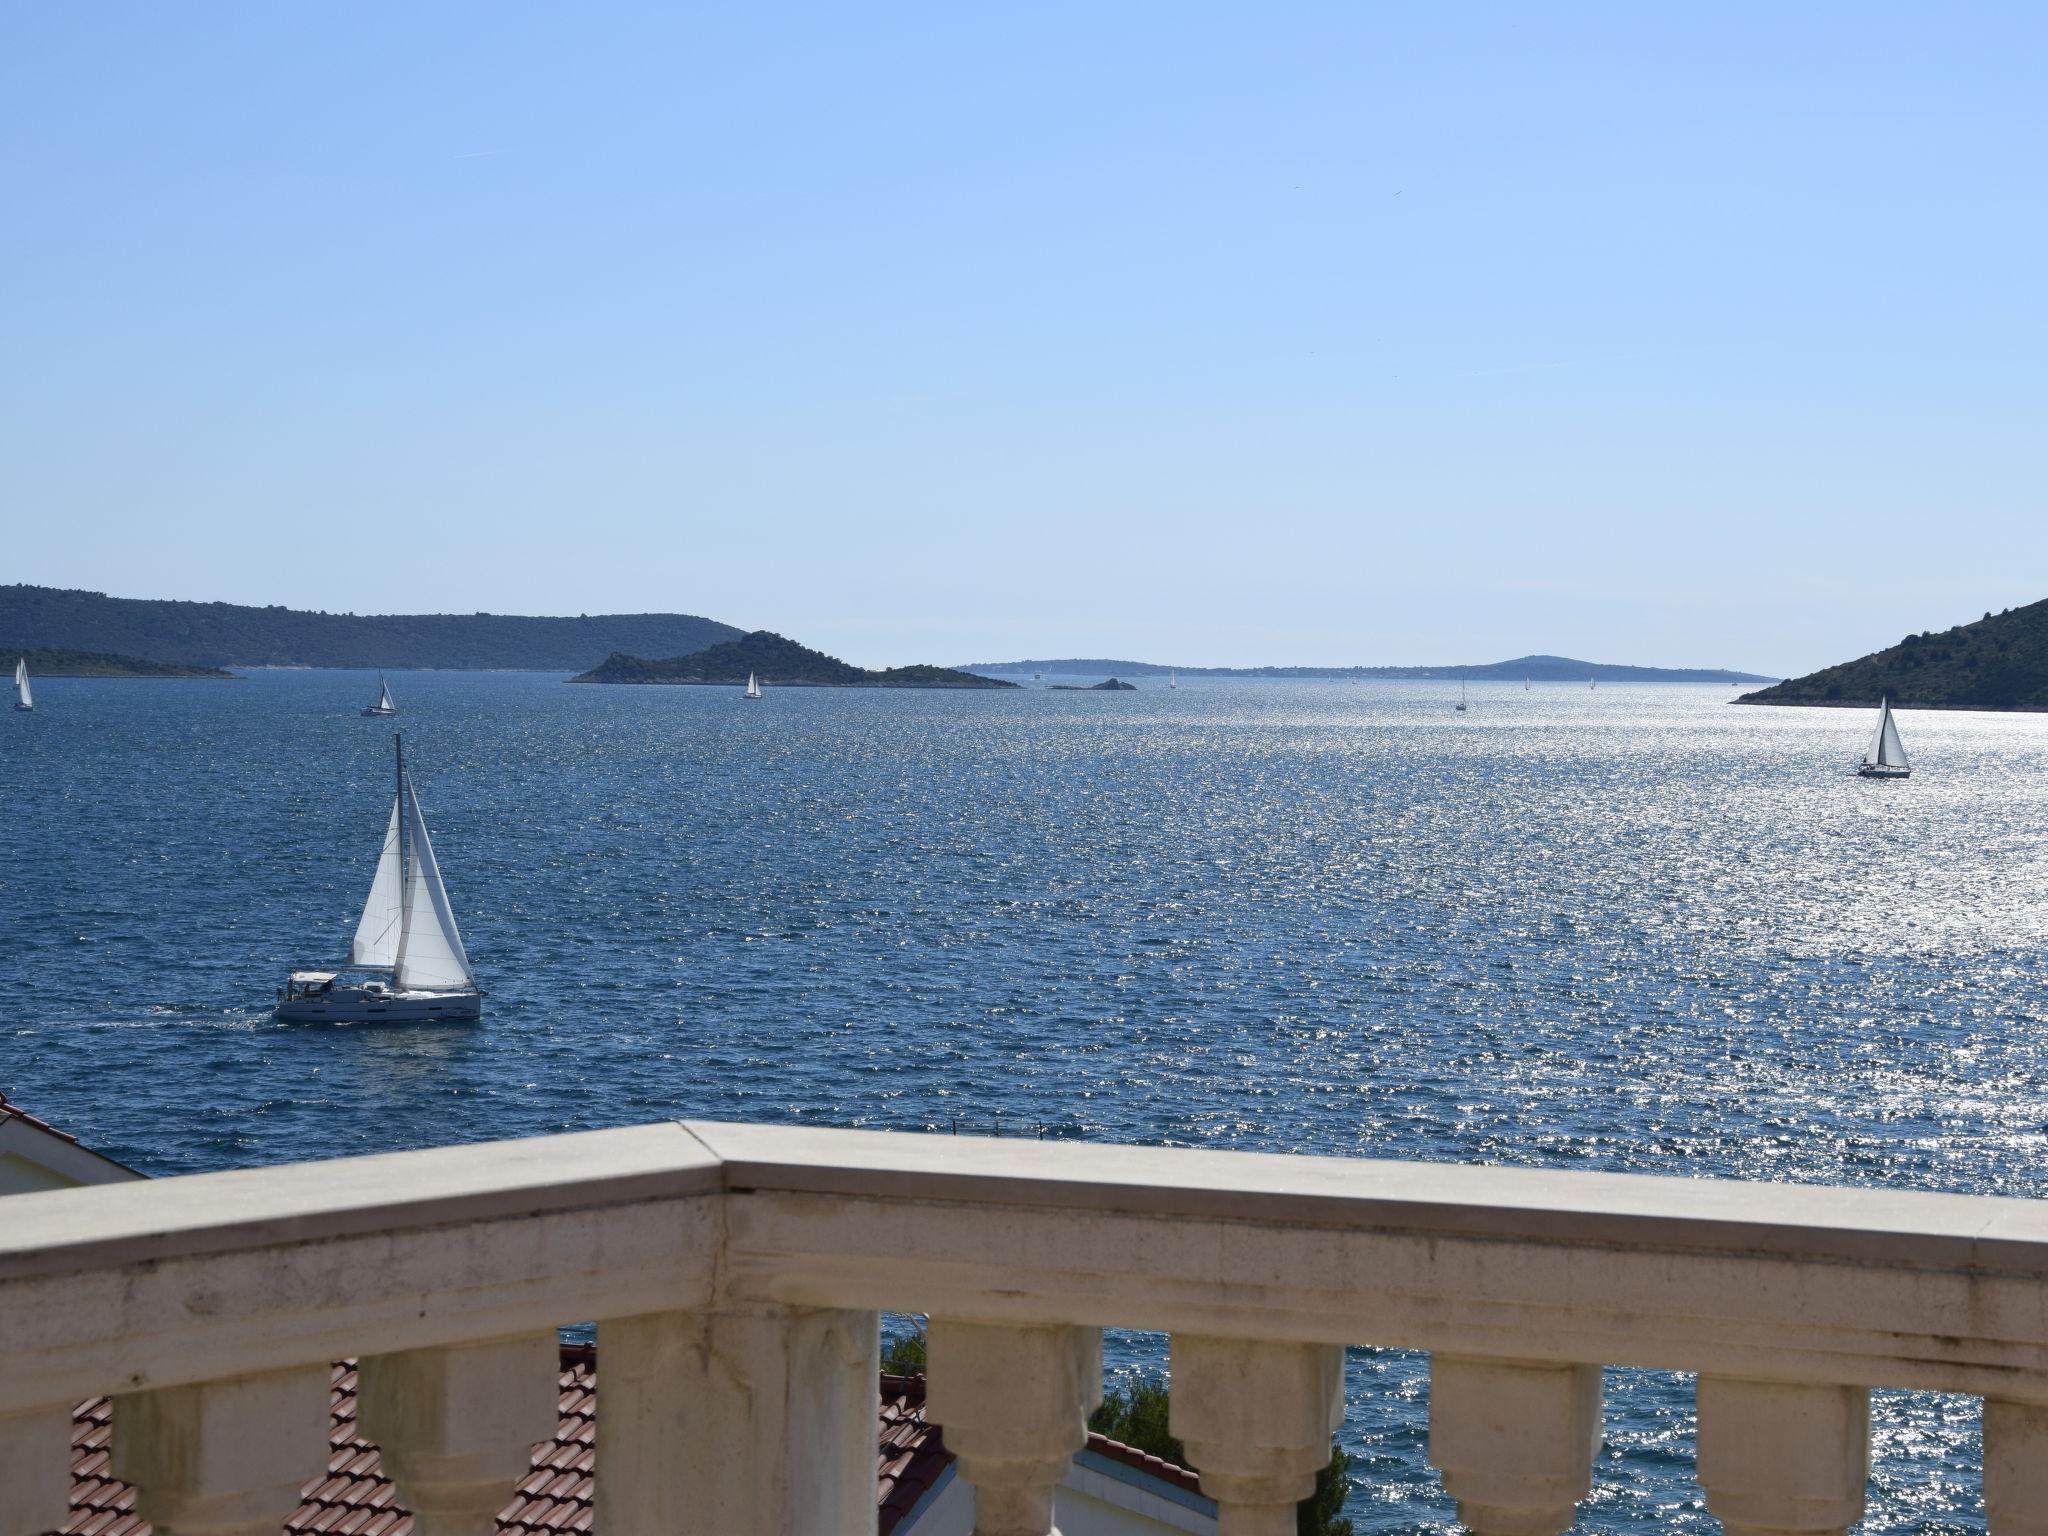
(13, 647), (236, 679)
(2, 584), (740, 672)
(965, 652), (1776, 685)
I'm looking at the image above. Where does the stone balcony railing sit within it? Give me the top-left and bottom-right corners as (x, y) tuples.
(5, 1121), (2048, 1536)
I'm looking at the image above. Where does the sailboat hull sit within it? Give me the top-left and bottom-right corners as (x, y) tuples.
(12, 703), (29, 711)
(1856, 763), (1911, 779)
(276, 981), (482, 1023)
(361, 706), (397, 717)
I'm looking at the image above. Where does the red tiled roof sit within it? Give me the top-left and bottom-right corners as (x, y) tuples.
(0, 1093), (88, 1148)
(60, 1348), (1188, 1536)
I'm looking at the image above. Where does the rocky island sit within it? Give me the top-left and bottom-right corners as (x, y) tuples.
(1049, 677), (1138, 690)
(1739, 599), (2047, 712)
(570, 631), (1019, 689)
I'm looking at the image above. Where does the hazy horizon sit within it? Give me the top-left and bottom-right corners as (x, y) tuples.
(5, 3), (2042, 676)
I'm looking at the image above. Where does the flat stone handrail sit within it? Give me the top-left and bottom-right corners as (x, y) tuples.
(6, 1119), (2048, 1535)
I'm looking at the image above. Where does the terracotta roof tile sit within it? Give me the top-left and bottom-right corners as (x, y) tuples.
(51, 1350), (1194, 1536)
(0, 1092), (85, 1147)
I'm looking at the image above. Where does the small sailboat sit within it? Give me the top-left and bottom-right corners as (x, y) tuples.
(13, 658), (31, 711)
(361, 674), (397, 717)
(1857, 697), (1911, 780)
(277, 736), (482, 1022)
(1170, 671), (1178, 689)
(1455, 671), (1469, 712)
(743, 672), (763, 700)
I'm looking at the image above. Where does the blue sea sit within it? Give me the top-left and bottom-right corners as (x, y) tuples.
(6, 670), (2047, 1531)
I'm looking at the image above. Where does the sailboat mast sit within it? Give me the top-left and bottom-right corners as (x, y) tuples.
(394, 733), (411, 971)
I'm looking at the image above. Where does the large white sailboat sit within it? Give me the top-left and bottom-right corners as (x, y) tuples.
(13, 658), (31, 711)
(277, 736), (482, 1022)
(744, 672), (763, 700)
(1857, 697), (1911, 780)
(361, 674), (397, 717)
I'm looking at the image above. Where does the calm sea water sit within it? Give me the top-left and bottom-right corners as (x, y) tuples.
(6, 671), (2047, 1531)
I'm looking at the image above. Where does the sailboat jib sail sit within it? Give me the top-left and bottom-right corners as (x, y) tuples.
(278, 736), (481, 1021)
(13, 658), (31, 710)
(1858, 697), (1911, 778)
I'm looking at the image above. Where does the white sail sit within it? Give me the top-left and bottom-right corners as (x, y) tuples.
(349, 796), (404, 966)
(14, 658), (29, 708)
(377, 677), (394, 712)
(393, 779), (475, 991)
(1865, 698), (1909, 770)
(745, 671), (761, 698)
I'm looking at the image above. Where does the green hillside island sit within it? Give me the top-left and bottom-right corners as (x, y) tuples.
(13, 647), (236, 679)
(0, 585), (740, 671)
(964, 653), (1774, 683)
(573, 632), (1018, 689)
(1739, 599), (2048, 712)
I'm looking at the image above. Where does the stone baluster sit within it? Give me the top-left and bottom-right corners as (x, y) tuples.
(1695, 1377), (1869, 1536)
(1428, 1356), (1602, 1535)
(1169, 1337), (1345, 1536)
(0, 1403), (76, 1536)
(112, 1365), (333, 1536)
(926, 1319), (1101, 1536)
(356, 1332), (563, 1536)
(595, 1305), (878, 1536)
(1984, 1399), (2048, 1535)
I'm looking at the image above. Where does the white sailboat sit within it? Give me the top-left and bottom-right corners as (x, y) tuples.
(277, 736), (482, 1022)
(1170, 671), (1178, 689)
(13, 658), (31, 711)
(743, 672), (763, 700)
(1857, 697), (1911, 780)
(361, 674), (397, 717)
(1455, 671), (1469, 712)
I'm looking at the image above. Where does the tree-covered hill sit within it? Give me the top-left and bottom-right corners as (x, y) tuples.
(1739, 599), (2048, 711)
(0, 585), (741, 671)
(11, 648), (235, 678)
(572, 632), (1018, 688)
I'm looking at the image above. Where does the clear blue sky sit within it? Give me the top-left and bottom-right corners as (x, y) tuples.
(3, 4), (2042, 674)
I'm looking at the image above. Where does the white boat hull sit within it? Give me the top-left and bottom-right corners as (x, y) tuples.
(1856, 764), (1910, 780)
(361, 706), (397, 717)
(276, 982), (481, 1023)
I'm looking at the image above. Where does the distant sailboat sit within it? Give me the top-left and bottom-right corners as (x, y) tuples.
(1170, 671), (1178, 689)
(1455, 671), (1468, 712)
(361, 674), (397, 717)
(13, 658), (31, 711)
(1857, 697), (1911, 780)
(276, 736), (481, 1022)
(744, 672), (763, 700)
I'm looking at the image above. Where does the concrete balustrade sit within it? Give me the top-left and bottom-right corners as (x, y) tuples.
(356, 1333), (564, 1536)
(4, 1119), (2048, 1532)
(926, 1319), (1103, 1535)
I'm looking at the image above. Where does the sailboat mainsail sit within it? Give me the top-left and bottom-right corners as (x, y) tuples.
(377, 678), (394, 712)
(1860, 697), (1911, 777)
(13, 658), (31, 710)
(744, 672), (763, 699)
